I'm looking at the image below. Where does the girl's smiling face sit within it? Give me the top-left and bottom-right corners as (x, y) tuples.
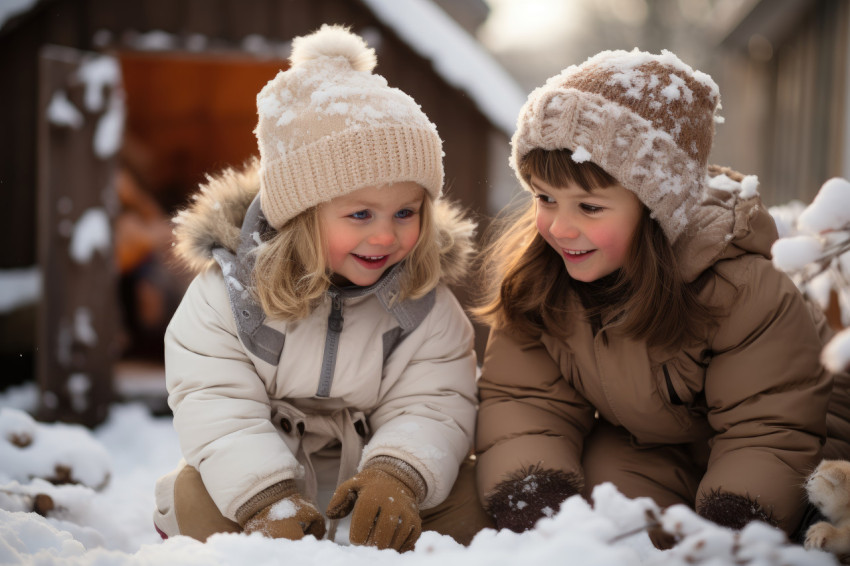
(530, 174), (644, 283)
(319, 182), (425, 287)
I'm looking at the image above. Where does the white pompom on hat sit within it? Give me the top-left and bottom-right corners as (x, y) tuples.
(510, 49), (721, 243)
(289, 24), (377, 71)
(255, 24), (444, 230)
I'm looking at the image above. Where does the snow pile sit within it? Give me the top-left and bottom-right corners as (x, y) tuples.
(0, 408), (111, 490)
(769, 177), (850, 372)
(0, 391), (839, 565)
(708, 171), (760, 200)
(69, 208), (111, 264)
(47, 91), (84, 129)
(0, 400), (181, 555)
(43, 52), (125, 159)
(823, 327), (850, 375)
(75, 55), (126, 159)
(0, 267), (41, 314)
(0, 0), (37, 30)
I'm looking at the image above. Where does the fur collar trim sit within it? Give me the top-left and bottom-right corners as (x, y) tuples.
(172, 158), (476, 285)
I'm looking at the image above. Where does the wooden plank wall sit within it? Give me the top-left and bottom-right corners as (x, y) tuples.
(766, 0), (848, 205)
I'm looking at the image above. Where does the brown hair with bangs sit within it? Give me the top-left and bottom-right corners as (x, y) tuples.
(473, 148), (716, 350)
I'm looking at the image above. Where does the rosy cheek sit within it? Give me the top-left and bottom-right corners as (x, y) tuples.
(399, 227), (420, 256)
(324, 238), (350, 270)
(324, 250), (341, 272)
(535, 217), (545, 235)
(535, 211), (552, 238)
(591, 226), (633, 263)
(535, 213), (560, 252)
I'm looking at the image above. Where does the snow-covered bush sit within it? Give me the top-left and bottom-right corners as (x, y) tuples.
(770, 177), (850, 372)
(0, 407), (111, 490)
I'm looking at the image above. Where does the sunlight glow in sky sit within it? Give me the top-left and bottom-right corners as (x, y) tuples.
(479, 0), (588, 52)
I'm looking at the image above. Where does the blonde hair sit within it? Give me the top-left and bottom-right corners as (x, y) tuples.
(252, 196), (441, 321)
(473, 148), (716, 350)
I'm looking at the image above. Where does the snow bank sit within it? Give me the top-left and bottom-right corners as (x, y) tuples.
(0, 388), (838, 565)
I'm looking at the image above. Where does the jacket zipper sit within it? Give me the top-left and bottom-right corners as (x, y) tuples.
(316, 293), (344, 398)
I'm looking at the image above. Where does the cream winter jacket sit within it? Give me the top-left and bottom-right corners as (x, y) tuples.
(164, 161), (478, 522)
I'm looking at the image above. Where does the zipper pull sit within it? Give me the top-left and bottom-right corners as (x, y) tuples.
(329, 294), (344, 332)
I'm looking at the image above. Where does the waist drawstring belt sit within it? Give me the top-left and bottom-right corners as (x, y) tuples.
(286, 407), (365, 542)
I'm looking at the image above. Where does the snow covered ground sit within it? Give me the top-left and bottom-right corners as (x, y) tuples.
(1, 176), (847, 564)
(0, 382), (840, 565)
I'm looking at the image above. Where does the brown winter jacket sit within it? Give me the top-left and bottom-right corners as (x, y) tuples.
(476, 170), (849, 535)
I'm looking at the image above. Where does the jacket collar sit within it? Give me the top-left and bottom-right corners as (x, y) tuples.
(188, 167), (445, 364)
(673, 168), (777, 283)
(171, 157), (475, 286)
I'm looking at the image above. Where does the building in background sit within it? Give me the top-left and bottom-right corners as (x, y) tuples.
(0, 0), (524, 425)
(710, 0), (849, 206)
(3, 0), (847, 427)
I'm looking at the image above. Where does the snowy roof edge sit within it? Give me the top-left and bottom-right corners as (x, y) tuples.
(360, 0), (526, 137)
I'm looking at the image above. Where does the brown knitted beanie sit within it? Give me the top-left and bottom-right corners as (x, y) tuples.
(255, 24), (444, 230)
(510, 49), (721, 242)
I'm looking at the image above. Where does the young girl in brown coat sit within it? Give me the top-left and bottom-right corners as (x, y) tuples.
(474, 49), (847, 547)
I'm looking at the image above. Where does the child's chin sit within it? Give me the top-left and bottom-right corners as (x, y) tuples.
(564, 267), (596, 283)
(345, 271), (384, 287)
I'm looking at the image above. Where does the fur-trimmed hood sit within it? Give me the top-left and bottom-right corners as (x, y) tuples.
(172, 158), (476, 285)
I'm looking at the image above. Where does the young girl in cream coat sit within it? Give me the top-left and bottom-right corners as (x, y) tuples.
(153, 25), (492, 551)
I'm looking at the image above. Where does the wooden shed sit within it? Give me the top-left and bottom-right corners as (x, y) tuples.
(710, 0), (850, 206)
(710, 0), (850, 330)
(0, 0), (525, 425)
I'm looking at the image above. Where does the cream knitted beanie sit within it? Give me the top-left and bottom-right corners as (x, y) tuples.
(510, 49), (721, 243)
(255, 25), (444, 229)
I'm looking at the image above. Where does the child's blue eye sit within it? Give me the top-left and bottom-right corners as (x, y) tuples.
(350, 210), (370, 220)
(534, 194), (555, 204)
(395, 208), (416, 219)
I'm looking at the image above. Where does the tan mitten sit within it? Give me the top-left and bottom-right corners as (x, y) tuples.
(326, 456), (425, 552)
(236, 479), (326, 540)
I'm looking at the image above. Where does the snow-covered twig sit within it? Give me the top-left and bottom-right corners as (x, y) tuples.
(771, 178), (850, 333)
(790, 231), (850, 283)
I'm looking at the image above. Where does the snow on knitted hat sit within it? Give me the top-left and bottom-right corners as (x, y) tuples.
(255, 24), (444, 229)
(510, 49), (721, 242)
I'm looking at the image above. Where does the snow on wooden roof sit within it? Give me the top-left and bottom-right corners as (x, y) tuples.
(1, 0), (526, 136)
(362, 0), (526, 136)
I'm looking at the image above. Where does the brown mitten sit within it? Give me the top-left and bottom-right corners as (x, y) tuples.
(486, 465), (583, 533)
(326, 456), (425, 552)
(236, 479), (326, 540)
(697, 489), (776, 530)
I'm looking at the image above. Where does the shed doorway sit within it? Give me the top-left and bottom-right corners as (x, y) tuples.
(114, 52), (284, 391)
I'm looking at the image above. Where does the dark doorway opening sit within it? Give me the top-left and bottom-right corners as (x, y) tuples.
(114, 51), (284, 372)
